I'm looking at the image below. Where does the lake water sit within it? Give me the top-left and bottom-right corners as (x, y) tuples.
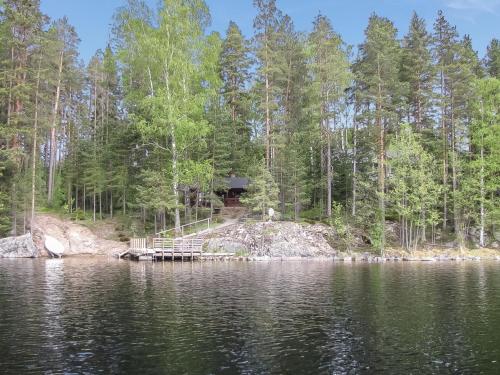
(0, 259), (499, 374)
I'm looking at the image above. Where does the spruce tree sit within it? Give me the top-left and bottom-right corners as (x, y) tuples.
(484, 39), (500, 78)
(400, 12), (434, 134)
(241, 160), (279, 220)
(219, 21), (252, 174)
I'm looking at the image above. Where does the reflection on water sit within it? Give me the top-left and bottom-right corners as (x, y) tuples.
(0, 259), (499, 374)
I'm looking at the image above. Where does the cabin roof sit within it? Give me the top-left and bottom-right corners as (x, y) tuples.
(225, 176), (249, 190)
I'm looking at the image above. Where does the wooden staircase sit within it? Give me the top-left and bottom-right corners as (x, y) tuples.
(123, 219), (213, 261)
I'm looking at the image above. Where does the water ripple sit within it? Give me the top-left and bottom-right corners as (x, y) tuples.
(0, 259), (499, 374)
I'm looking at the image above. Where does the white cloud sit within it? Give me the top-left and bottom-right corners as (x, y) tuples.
(445, 0), (500, 13)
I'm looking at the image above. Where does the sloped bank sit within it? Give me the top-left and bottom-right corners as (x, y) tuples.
(205, 221), (345, 258)
(203, 221), (500, 261)
(0, 214), (127, 258)
(31, 214), (127, 257)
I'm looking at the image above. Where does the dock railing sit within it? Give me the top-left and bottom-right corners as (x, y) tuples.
(155, 217), (212, 238)
(130, 238), (147, 250)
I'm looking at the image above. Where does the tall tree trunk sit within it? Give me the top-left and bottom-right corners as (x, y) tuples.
(122, 185), (126, 216)
(352, 105), (358, 217)
(264, 33), (271, 171)
(83, 184), (86, 216)
(440, 65), (448, 230)
(377, 56), (386, 255)
(31, 56), (42, 224)
(48, 49), (64, 204)
(479, 104), (485, 247)
(326, 126), (332, 218)
(416, 80), (422, 130)
(163, 52), (181, 233)
(450, 95), (462, 248)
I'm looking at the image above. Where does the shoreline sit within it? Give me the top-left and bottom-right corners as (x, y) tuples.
(5, 251), (498, 262)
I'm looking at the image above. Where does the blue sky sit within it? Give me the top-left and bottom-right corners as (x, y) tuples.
(40, 0), (499, 64)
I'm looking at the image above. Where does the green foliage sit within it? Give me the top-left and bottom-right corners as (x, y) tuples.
(135, 169), (177, 213)
(327, 202), (355, 251)
(400, 12), (434, 131)
(0, 0), (497, 253)
(484, 39), (500, 78)
(369, 222), (384, 254)
(240, 160), (280, 220)
(460, 78), (500, 244)
(217, 21), (252, 174)
(387, 124), (441, 251)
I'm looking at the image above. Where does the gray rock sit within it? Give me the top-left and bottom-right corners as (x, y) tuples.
(0, 233), (39, 258)
(205, 221), (338, 258)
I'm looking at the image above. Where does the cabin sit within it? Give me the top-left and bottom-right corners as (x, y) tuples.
(218, 176), (249, 207)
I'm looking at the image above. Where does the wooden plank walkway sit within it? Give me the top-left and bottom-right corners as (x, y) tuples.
(122, 218), (238, 262)
(124, 236), (228, 261)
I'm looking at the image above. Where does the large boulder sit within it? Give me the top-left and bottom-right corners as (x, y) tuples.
(0, 233), (39, 258)
(31, 214), (127, 257)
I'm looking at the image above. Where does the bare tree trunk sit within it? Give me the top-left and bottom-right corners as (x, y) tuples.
(352, 105), (358, 217)
(264, 32), (271, 171)
(450, 95), (461, 248)
(326, 126), (332, 218)
(162, 46), (181, 232)
(48, 49), (64, 204)
(479, 105), (485, 247)
(377, 56), (386, 255)
(440, 67), (448, 231)
(31, 56), (42, 224)
(123, 186), (126, 216)
(83, 184), (86, 216)
(172, 130), (181, 232)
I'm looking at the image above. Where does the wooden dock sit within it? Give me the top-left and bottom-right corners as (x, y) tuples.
(120, 237), (235, 261)
(129, 238), (204, 261)
(120, 218), (235, 262)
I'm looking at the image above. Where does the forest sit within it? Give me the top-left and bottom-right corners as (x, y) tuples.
(0, 0), (498, 253)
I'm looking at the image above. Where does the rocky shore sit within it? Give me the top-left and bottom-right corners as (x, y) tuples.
(203, 220), (500, 261)
(224, 253), (500, 262)
(0, 214), (126, 258)
(0, 233), (39, 258)
(1, 214), (499, 261)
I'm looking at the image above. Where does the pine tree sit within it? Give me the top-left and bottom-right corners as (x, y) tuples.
(354, 14), (402, 254)
(253, 0), (283, 171)
(446, 34), (481, 246)
(432, 10), (458, 232)
(0, 0), (44, 234)
(272, 16), (310, 219)
(46, 17), (80, 206)
(309, 14), (351, 218)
